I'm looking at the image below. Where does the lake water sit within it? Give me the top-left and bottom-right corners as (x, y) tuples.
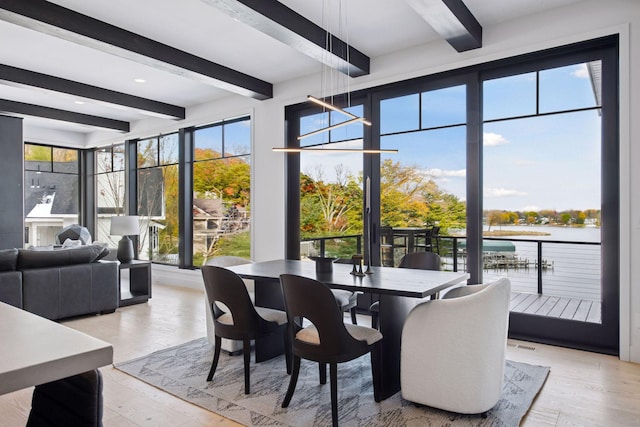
(446, 225), (602, 302)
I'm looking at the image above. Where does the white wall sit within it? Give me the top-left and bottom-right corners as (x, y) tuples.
(25, 0), (640, 362)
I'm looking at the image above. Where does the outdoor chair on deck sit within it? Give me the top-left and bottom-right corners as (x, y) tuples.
(369, 251), (442, 329)
(279, 274), (383, 427)
(201, 265), (290, 394)
(415, 226), (440, 253)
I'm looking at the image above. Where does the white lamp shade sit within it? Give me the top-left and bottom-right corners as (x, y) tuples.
(110, 216), (140, 236)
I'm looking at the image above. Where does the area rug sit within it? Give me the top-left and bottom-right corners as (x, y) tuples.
(115, 337), (549, 426)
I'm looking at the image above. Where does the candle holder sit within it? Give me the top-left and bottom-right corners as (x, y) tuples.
(350, 254), (365, 277)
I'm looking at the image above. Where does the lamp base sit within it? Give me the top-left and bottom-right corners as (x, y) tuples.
(117, 236), (134, 263)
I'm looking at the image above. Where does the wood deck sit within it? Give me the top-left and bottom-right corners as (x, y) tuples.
(510, 291), (601, 323)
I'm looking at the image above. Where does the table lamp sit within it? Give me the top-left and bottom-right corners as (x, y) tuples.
(110, 216), (139, 263)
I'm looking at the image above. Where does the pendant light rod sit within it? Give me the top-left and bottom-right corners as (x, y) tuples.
(298, 117), (367, 140)
(307, 95), (372, 126)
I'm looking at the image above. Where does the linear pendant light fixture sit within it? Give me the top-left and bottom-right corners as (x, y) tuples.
(273, 147), (398, 153)
(272, 0), (396, 155)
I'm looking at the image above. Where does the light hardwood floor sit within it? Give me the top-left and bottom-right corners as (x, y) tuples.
(1, 283), (639, 427)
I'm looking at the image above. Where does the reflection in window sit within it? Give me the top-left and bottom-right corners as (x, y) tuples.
(96, 144), (126, 246)
(192, 117), (251, 266)
(137, 133), (179, 264)
(137, 138), (158, 168)
(24, 143), (79, 248)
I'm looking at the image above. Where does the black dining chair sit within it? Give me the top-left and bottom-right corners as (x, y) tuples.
(201, 265), (290, 394)
(279, 274), (383, 427)
(27, 369), (103, 427)
(369, 251), (442, 329)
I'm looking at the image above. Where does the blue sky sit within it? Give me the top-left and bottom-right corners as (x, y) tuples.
(301, 62), (601, 212)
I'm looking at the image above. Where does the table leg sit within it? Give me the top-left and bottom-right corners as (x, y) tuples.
(254, 278), (285, 362)
(376, 293), (415, 400)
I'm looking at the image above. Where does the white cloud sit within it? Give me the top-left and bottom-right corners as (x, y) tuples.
(484, 187), (527, 198)
(483, 132), (509, 146)
(522, 205), (541, 212)
(424, 168), (466, 178)
(515, 159), (536, 166)
(572, 64), (589, 79)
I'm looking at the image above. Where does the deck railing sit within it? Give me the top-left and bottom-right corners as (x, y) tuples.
(302, 233), (601, 303)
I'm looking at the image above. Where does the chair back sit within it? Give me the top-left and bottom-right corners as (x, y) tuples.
(400, 277), (511, 414)
(201, 265), (261, 338)
(279, 274), (369, 360)
(399, 251), (441, 270)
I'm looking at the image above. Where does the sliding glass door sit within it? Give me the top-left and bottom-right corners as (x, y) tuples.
(481, 44), (619, 353)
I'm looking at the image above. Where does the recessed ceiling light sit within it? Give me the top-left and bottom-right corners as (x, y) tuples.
(74, 100), (85, 105)
(134, 78), (146, 83)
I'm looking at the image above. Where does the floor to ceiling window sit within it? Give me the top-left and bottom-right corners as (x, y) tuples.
(480, 43), (618, 353)
(191, 117), (252, 266)
(136, 133), (180, 264)
(95, 144), (126, 247)
(296, 104), (365, 260)
(24, 143), (79, 247)
(285, 35), (619, 354)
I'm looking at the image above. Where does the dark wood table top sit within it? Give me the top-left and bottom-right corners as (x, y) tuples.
(226, 259), (469, 298)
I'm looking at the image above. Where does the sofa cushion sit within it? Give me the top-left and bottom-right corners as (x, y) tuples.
(0, 248), (18, 272)
(17, 245), (109, 270)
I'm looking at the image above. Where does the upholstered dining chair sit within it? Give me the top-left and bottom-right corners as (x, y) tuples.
(369, 251), (442, 329)
(279, 274), (383, 427)
(400, 278), (511, 414)
(27, 369), (103, 427)
(201, 265), (290, 394)
(332, 258), (361, 324)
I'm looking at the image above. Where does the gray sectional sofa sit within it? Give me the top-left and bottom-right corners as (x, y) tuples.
(0, 245), (118, 320)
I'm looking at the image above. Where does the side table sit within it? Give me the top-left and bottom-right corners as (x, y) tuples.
(118, 260), (152, 306)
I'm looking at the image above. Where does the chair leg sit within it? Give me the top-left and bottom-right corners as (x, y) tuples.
(371, 311), (379, 330)
(283, 329), (291, 375)
(330, 363), (339, 427)
(350, 307), (358, 325)
(242, 338), (251, 394)
(282, 356), (301, 408)
(319, 362), (327, 384)
(370, 342), (382, 402)
(207, 335), (222, 381)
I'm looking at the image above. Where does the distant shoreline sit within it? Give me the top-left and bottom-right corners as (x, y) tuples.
(483, 230), (550, 237)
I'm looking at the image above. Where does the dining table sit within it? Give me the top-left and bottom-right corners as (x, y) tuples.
(226, 259), (469, 401)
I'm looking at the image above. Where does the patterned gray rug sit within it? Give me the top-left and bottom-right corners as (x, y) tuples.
(115, 337), (549, 426)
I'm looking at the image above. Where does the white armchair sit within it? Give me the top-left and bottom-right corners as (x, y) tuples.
(400, 278), (511, 414)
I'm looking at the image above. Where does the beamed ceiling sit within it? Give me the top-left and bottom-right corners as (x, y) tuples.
(0, 0), (582, 138)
